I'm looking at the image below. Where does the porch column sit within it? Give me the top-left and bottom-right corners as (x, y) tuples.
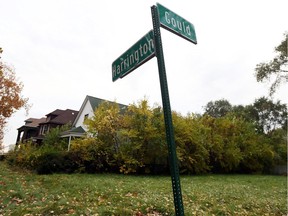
(16, 130), (22, 145)
(67, 136), (72, 151)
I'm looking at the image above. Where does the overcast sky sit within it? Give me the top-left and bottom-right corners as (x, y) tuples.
(1, 0), (287, 149)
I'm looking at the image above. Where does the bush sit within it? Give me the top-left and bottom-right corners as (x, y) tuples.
(36, 151), (64, 174)
(70, 138), (117, 173)
(35, 150), (78, 174)
(5, 98), (285, 175)
(5, 142), (39, 169)
(42, 125), (71, 151)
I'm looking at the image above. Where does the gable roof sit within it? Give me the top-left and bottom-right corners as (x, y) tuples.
(87, 95), (127, 111)
(87, 96), (106, 111)
(72, 95), (127, 126)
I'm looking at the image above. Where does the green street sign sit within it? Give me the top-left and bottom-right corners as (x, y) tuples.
(157, 3), (197, 44)
(112, 30), (155, 82)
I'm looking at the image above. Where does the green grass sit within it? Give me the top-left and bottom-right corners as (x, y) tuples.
(0, 162), (287, 215)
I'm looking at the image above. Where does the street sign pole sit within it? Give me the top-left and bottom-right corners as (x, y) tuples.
(151, 5), (184, 216)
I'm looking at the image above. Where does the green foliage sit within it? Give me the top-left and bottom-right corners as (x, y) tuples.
(70, 138), (116, 173)
(5, 141), (38, 169)
(116, 100), (167, 174)
(251, 97), (287, 134)
(204, 99), (232, 118)
(202, 115), (243, 173)
(35, 150), (74, 174)
(42, 124), (71, 150)
(255, 33), (288, 95)
(6, 143), (74, 174)
(5, 125), (79, 174)
(207, 97), (287, 135)
(174, 113), (211, 174)
(85, 101), (123, 153)
(4, 98), (287, 175)
(266, 128), (287, 165)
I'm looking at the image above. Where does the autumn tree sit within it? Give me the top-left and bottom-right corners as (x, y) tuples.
(204, 99), (232, 118)
(255, 33), (288, 95)
(174, 113), (211, 174)
(84, 101), (123, 152)
(118, 99), (167, 174)
(0, 48), (29, 149)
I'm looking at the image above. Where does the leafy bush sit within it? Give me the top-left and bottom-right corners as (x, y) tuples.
(174, 113), (211, 174)
(5, 98), (286, 175)
(115, 101), (168, 174)
(70, 138), (117, 173)
(42, 125), (71, 150)
(36, 151), (67, 174)
(6, 141), (39, 169)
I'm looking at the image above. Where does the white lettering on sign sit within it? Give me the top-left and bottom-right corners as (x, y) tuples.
(164, 11), (191, 36)
(112, 37), (154, 79)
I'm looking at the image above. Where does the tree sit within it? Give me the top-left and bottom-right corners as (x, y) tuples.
(42, 124), (71, 150)
(118, 99), (167, 174)
(232, 97), (287, 134)
(252, 97), (287, 134)
(0, 48), (29, 148)
(174, 113), (211, 174)
(204, 99), (232, 118)
(255, 33), (288, 95)
(82, 101), (124, 172)
(84, 101), (123, 153)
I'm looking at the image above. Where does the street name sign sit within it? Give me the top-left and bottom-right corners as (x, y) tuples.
(112, 30), (155, 82)
(157, 3), (197, 44)
(112, 3), (197, 215)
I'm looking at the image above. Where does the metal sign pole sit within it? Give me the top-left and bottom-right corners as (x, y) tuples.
(151, 5), (185, 216)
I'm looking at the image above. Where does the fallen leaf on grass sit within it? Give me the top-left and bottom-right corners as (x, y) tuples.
(68, 209), (75, 214)
(125, 192), (138, 197)
(147, 211), (163, 216)
(11, 197), (23, 204)
(135, 211), (144, 216)
(97, 196), (107, 204)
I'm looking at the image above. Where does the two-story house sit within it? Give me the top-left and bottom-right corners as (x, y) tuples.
(16, 109), (78, 145)
(16, 117), (46, 144)
(61, 95), (127, 150)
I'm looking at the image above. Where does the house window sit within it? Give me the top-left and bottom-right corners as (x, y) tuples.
(84, 114), (89, 122)
(42, 125), (48, 135)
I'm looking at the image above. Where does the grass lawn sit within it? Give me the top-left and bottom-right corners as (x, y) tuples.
(0, 162), (287, 215)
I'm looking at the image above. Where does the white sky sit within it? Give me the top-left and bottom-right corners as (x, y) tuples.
(1, 0), (287, 149)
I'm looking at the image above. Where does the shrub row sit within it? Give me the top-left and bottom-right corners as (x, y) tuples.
(5, 100), (287, 175)
(5, 141), (114, 175)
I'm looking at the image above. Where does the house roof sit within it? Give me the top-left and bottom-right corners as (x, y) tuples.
(87, 95), (127, 111)
(61, 126), (86, 138)
(88, 96), (106, 111)
(25, 118), (46, 127)
(41, 109), (79, 125)
(18, 117), (46, 130)
(46, 109), (64, 116)
(70, 126), (86, 133)
(72, 95), (127, 126)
